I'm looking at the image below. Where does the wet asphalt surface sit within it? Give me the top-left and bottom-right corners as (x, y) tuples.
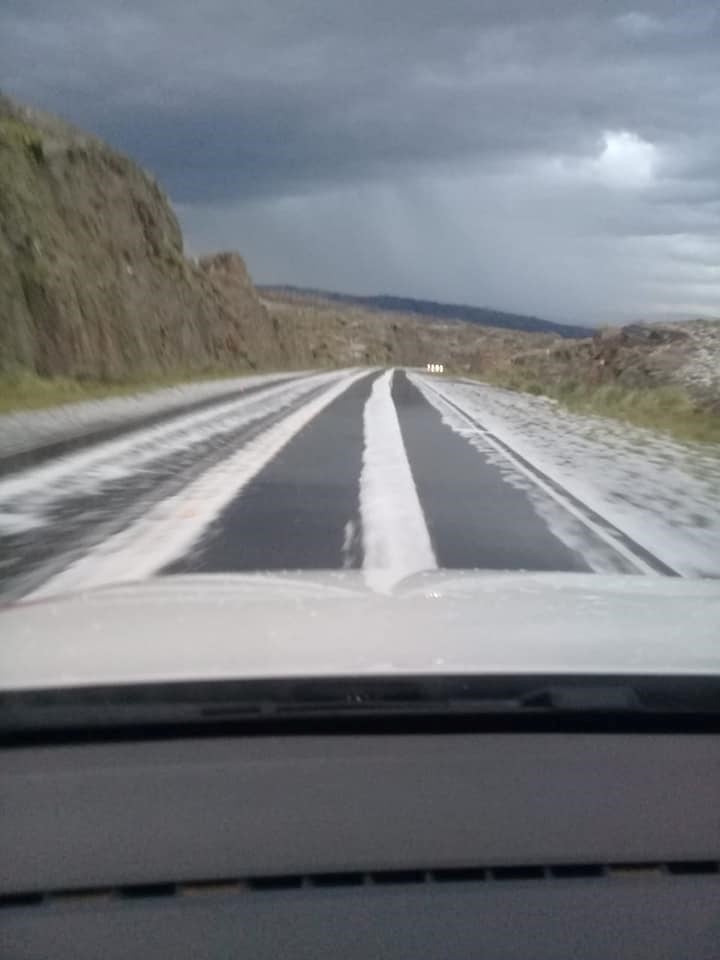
(167, 370), (596, 577)
(165, 372), (378, 573)
(0, 376), (328, 599)
(1, 368), (655, 599)
(392, 372), (591, 571)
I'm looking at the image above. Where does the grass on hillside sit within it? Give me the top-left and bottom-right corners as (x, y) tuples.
(0, 368), (265, 415)
(467, 370), (720, 446)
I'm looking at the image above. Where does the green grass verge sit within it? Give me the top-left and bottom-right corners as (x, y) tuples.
(460, 371), (720, 446)
(0, 369), (266, 415)
(555, 383), (720, 445)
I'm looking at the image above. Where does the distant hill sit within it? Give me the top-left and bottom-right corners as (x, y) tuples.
(261, 286), (593, 340)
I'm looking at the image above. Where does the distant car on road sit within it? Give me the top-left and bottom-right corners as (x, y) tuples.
(426, 362), (444, 373)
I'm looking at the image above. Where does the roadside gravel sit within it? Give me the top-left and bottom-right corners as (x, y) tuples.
(0, 372), (301, 460)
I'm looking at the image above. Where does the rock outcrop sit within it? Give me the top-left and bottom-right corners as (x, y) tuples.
(0, 94), (284, 380)
(509, 318), (720, 407)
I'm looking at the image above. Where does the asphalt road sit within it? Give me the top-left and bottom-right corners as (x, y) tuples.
(0, 367), (671, 601)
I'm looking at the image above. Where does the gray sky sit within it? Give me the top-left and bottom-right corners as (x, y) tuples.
(2, 1), (720, 324)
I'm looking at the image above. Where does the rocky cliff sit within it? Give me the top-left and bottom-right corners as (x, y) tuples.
(508, 319), (720, 410)
(0, 94), (286, 380)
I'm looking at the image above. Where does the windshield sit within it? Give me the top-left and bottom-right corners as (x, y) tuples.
(1, 1), (719, 700)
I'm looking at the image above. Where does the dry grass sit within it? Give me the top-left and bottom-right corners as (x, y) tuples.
(0, 368), (261, 415)
(470, 370), (720, 445)
(558, 384), (720, 445)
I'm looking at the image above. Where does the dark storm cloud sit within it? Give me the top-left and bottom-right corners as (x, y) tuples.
(3, 0), (717, 201)
(2, 0), (719, 319)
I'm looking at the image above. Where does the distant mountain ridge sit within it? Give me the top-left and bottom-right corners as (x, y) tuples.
(261, 286), (593, 339)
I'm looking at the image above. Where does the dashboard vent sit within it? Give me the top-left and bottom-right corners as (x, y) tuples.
(2, 860), (718, 910)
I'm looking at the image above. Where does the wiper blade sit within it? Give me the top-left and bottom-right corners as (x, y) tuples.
(226, 684), (641, 717)
(520, 685), (641, 712)
(3, 674), (720, 742)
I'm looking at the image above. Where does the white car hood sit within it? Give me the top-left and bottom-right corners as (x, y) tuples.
(1, 571), (720, 691)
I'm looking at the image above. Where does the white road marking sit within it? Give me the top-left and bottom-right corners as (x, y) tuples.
(31, 370), (369, 598)
(341, 520), (356, 569)
(0, 371), (301, 459)
(0, 372), (341, 534)
(410, 372), (667, 577)
(360, 370), (437, 593)
(0, 509), (43, 534)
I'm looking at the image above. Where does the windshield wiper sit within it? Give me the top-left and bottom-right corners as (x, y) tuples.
(207, 682), (642, 717)
(2, 674), (720, 743)
(519, 685), (641, 711)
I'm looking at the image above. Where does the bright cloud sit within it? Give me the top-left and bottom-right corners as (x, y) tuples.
(592, 131), (658, 188)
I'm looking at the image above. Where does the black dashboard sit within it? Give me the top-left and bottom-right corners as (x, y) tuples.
(2, 719), (720, 959)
